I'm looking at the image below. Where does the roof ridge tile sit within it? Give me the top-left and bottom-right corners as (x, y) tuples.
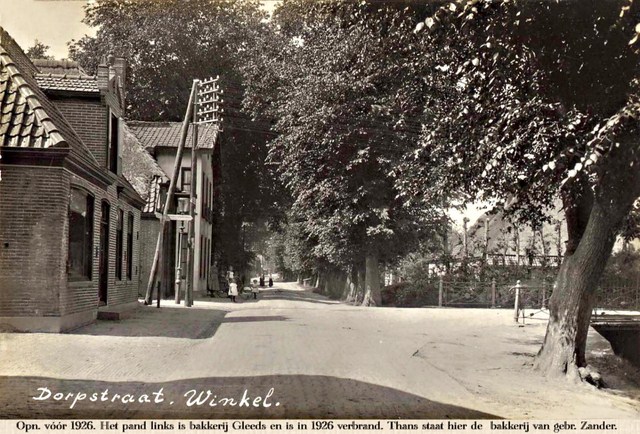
(36, 73), (98, 80)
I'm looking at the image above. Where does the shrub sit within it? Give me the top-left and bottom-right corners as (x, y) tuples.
(382, 281), (440, 307)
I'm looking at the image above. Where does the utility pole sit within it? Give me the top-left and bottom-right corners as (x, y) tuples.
(145, 76), (222, 306)
(185, 77), (224, 307)
(144, 81), (198, 305)
(185, 81), (200, 308)
(175, 224), (185, 304)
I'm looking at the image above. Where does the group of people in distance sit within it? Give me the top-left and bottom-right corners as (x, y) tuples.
(227, 274), (273, 303)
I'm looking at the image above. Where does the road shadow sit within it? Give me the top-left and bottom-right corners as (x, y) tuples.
(260, 289), (340, 306)
(506, 337), (544, 346)
(223, 316), (289, 323)
(0, 375), (500, 419)
(69, 306), (227, 339)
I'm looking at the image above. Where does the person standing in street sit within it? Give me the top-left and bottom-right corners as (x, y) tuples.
(251, 282), (259, 299)
(268, 277), (273, 288)
(228, 277), (238, 303)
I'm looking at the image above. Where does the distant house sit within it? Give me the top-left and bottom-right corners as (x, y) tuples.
(0, 27), (144, 332)
(128, 121), (218, 297)
(452, 202), (638, 269)
(458, 206), (567, 268)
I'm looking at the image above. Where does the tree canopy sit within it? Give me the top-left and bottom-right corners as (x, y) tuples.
(398, 0), (639, 224)
(69, 0), (268, 120)
(69, 0), (285, 275)
(241, 0), (447, 303)
(26, 40), (53, 60)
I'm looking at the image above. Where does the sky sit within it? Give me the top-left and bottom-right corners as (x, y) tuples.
(0, 0), (94, 59)
(0, 0), (279, 59)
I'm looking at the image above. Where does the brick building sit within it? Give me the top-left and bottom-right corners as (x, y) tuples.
(0, 28), (144, 332)
(128, 121), (218, 298)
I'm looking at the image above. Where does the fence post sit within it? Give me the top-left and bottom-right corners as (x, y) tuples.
(438, 275), (443, 307)
(513, 280), (521, 323)
(491, 278), (496, 308)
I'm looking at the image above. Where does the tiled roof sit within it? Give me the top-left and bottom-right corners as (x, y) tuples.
(35, 74), (99, 94)
(33, 56), (99, 94)
(0, 67), (58, 147)
(121, 122), (168, 204)
(0, 28), (99, 167)
(128, 121), (219, 150)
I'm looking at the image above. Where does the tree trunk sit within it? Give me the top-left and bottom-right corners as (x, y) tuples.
(483, 217), (490, 261)
(535, 145), (640, 380)
(362, 251), (381, 306)
(343, 268), (355, 301)
(514, 227), (521, 267)
(317, 271), (327, 294)
(209, 263), (220, 294)
(354, 264), (366, 304)
(333, 270), (347, 299)
(556, 222), (563, 266)
(344, 266), (359, 303)
(534, 203), (617, 380)
(562, 178), (594, 257)
(326, 269), (336, 296)
(331, 270), (341, 297)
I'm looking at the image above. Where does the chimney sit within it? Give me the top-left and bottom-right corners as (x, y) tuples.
(112, 57), (127, 100)
(97, 55), (109, 92)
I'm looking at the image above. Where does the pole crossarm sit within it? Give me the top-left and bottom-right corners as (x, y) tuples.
(196, 76), (224, 128)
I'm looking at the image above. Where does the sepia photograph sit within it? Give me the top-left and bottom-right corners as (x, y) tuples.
(0, 0), (640, 430)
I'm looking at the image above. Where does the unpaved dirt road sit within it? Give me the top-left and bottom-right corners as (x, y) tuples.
(0, 281), (638, 419)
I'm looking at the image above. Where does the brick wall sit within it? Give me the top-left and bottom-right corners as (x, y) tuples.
(59, 171), (99, 316)
(63, 173), (141, 315)
(0, 165), (68, 317)
(53, 98), (108, 168)
(102, 187), (141, 307)
(139, 217), (177, 299)
(0, 164), (142, 321)
(139, 217), (161, 297)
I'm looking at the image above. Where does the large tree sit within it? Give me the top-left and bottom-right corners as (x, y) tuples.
(401, 0), (640, 381)
(70, 0), (285, 276)
(242, 0), (444, 305)
(69, 0), (267, 120)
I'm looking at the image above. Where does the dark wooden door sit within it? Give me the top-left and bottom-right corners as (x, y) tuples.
(99, 201), (110, 305)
